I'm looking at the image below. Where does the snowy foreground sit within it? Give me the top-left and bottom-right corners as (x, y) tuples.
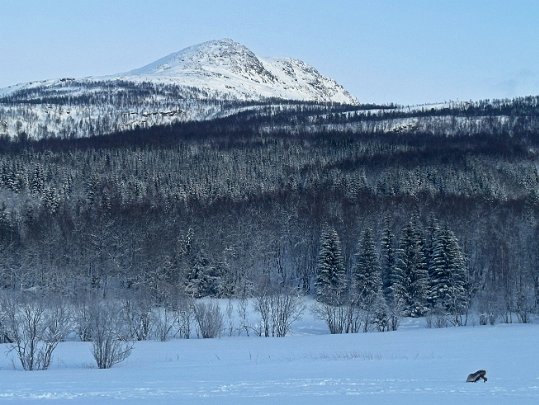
(1, 314), (539, 404)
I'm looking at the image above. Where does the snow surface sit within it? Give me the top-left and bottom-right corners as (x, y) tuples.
(1, 302), (538, 404)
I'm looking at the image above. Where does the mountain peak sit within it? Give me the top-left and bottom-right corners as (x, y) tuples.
(123, 39), (357, 104)
(204, 38), (244, 46)
(128, 38), (261, 76)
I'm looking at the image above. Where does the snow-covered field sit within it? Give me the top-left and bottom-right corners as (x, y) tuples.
(1, 307), (538, 404)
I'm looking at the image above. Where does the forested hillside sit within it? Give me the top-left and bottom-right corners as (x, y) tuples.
(1, 98), (538, 327)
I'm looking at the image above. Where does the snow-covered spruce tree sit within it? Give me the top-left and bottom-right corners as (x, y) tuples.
(412, 214), (430, 298)
(315, 228), (347, 306)
(180, 229), (222, 298)
(391, 221), (429, 317)
(380, 217), (395, 301)
(313, 228), (349, 334)
(423, 217), (439, 287)
(380, 218), (400, 330)
(428, 226), (468, 325)
(185, 252), (222, 298)
(351, 228), (385, 331)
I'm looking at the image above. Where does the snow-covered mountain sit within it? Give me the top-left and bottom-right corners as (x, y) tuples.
(120, 39), (357, 104)
(0, 39), (357, 139)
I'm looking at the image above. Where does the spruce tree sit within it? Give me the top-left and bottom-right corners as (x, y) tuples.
(424, 218), (440, 308)
(185, 251), (222, 298)
(352, 228), (383, 309)
(391, 221), (429, 317)
(428, 226), (468, 320)
(315, 228), (347, 306)
(352, 228), (387, 331)
(411, 214), (429, 291)
(380, 217), (395, 301)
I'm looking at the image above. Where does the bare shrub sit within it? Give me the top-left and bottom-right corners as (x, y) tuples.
(163, 293), (193, 339)
(270, 293), (304, 337)
(74, 305), (93, 341)
(313, 302), (353, 334)
(0, 300), (11, 343)
(516, 288), (535, 323)
(255, 289), (304, 337)
(89, 302), (134, 369)
(477, 291), (506, 325)
(479, 311), (497, 326)
(478, 313), (489, 326)
(225, 299), (235, 336)
(476, 290), (503, 325)
(122, 297), (153, 341)
(372, 301), (390, 332)
(152, 307), (181, 342)
(193, 301), (223, 338)
(236, 296), (251, 336)
(255, 292), (271, 337)
(383, 299), (401, 331)
(2, 295), (70, 371)
(426, 306), (450, 328)
(74, 296), (98, 341)
(426, 313), (449, 328)
(177, 295), (194, 339)
(346, 305), (363, 333)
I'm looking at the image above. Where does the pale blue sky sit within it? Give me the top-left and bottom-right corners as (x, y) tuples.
(1, 0), (538, 104)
